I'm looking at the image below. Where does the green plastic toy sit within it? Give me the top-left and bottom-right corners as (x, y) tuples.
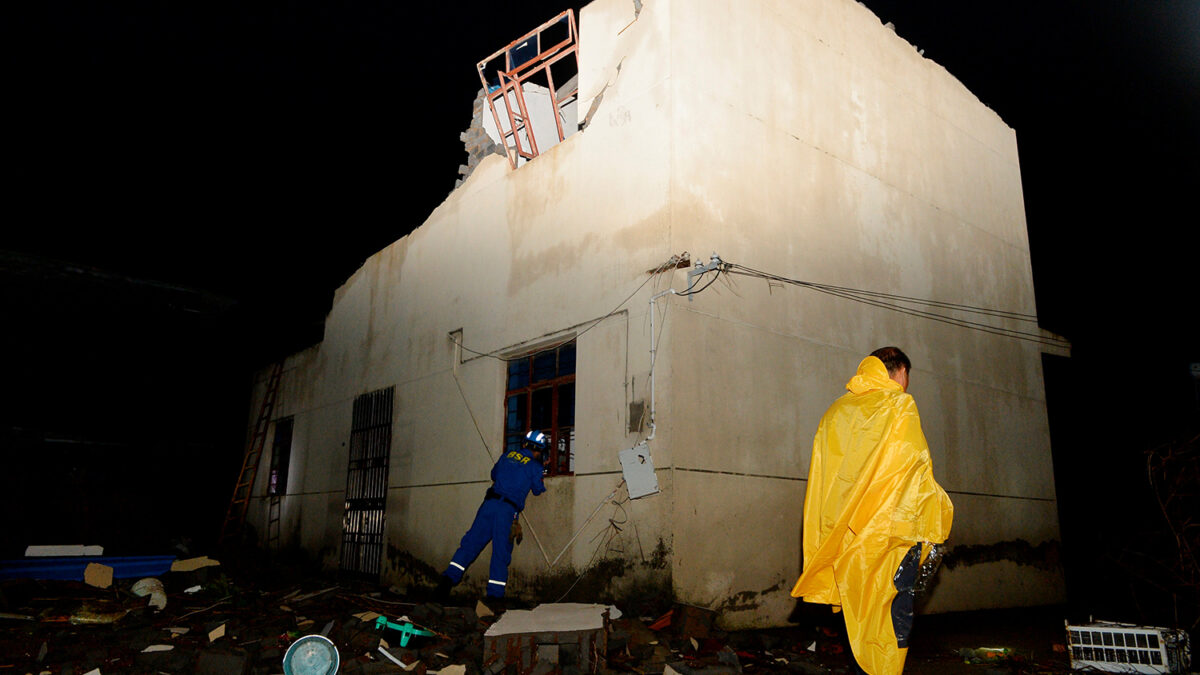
(374, 616), (435, 647)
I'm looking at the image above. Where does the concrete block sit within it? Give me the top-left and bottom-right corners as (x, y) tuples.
(483, 604), (610, 675)
(537, 643), (560, 664)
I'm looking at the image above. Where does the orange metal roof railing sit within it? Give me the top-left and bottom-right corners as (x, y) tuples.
(476, 10), (580, 168)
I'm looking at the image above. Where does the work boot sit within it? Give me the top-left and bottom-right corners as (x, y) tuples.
(482, 596), (508, 615)
(434, 575), (455, 602)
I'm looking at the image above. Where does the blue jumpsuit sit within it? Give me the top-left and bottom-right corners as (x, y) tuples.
(443, 447), (546, 597)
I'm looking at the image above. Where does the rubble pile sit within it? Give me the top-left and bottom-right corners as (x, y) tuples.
(0, 561), (1075, 675)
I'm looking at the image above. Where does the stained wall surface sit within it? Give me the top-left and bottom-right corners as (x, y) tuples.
(246, 0), (1064, 627)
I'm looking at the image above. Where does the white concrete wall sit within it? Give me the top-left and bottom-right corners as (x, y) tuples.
(246, 0), (1064, 627)
(651, 0), (1061, 624)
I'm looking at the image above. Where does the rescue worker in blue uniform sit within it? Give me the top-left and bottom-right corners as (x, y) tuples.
(437, 430), (548, 601)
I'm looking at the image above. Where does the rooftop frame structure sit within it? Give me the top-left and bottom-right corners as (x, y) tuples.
(476, 10), (580, 169)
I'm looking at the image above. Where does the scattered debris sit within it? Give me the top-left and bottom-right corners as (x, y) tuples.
(376, 614), (437, 647)
(0, 558), (1077, 675)
(0, 554), (175, 581)
(1066, 619), (1191, 674)
(958, 646), (1015, 664)
(171, 555), (221, 572)
(141, 644), (175, 653)
(69, 601), (128, 625)
(178, 595), (232, 620)
(282, 634), (340, 675)
(378, 644), (407, 667)
(0, 611), (36, 621)
(648, 608), (674, 631)
(25, 544), (104, 557)
(290, 585), (339, 604)
(677, 604), (716, 639)
(131, 577), (167, 610)
(484, 603), (610, 674)
(83, 562), (113, 589)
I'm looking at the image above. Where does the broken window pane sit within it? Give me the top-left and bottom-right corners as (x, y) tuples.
(558, 382), (575, 427)
(531, 387), (553, 430)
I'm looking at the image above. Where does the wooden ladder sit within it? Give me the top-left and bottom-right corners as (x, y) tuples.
(219, 361), (284, 546)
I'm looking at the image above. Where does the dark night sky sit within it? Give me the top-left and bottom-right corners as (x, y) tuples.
(2, 1), (1198, 610)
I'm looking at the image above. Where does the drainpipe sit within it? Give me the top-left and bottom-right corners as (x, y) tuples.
(646, 288), (676, 441)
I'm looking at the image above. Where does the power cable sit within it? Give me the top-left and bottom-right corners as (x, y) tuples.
(451, 371), (497, 464)
(452, 253), (688, 362)
(553, 483), (631, 602)
(677, 267), (723, 298)
(722, 262), (1069, 349)
(725, 263), (1037, 320)
(452, 368), (554, 565)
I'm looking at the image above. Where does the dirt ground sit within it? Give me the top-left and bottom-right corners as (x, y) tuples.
(0, 558), (1083, 675)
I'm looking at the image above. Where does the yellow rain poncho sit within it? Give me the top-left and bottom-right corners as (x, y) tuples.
(791, 356), (954, 675)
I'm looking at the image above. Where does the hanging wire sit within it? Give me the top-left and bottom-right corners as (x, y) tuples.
(554, 485), (632, 602)
(728, 263), (1038, 321)
(453, 253), (689, 362)
(677, 267), (724, 298)
(722, 262), (1069, 349)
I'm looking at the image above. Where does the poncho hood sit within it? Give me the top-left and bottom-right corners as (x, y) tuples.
(846, 356), (903, 395)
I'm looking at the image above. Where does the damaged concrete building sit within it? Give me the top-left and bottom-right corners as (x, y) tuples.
(242, 0), (1068, 628)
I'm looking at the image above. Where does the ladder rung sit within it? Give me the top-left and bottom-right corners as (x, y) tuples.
(220, 360), (285, 544)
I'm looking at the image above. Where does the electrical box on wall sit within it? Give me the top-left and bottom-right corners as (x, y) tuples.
(619, 442), (659, 499)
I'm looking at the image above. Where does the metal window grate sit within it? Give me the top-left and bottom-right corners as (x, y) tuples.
(1066, 621), (1191, 674)
(341, 387), (394, 580)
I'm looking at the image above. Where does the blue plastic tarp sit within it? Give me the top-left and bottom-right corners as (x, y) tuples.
(0, 555), (177, 581)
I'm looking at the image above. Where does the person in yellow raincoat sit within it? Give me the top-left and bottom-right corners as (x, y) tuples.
(791, 347), (954, 675)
